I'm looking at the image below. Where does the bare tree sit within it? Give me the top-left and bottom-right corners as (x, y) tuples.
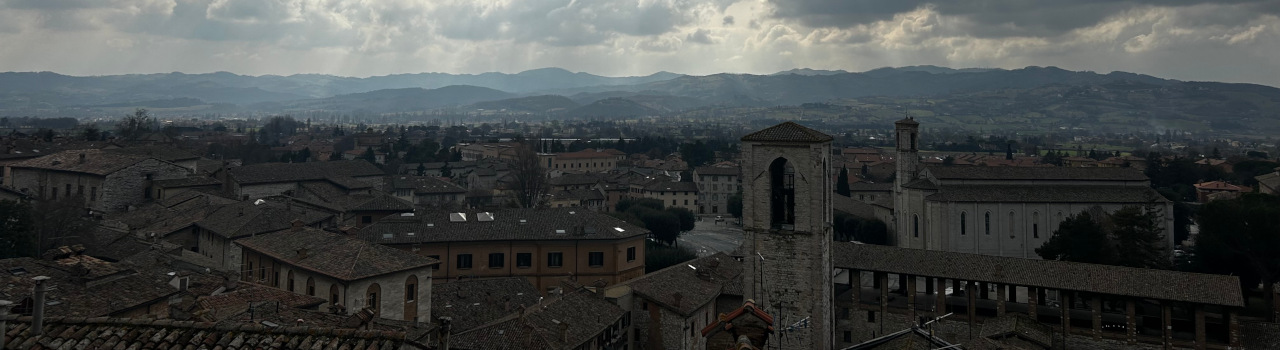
(510, 141), (548, 208)
(116, 108), (153, 140)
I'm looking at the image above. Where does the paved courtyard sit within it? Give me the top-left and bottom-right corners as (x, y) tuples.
(676, 219), (744, 256)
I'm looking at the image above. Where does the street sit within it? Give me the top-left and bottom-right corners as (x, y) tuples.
(676, 219), (744, 257)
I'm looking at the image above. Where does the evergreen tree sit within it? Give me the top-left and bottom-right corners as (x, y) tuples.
(1036, 210), (1117, 264)
(836, 167), (851, 197)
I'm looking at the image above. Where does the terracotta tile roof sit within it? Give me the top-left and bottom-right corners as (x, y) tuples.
(235, 226), (439, 281)
(2, 316), (425, 350)
(195, 199), (333, 239)
(833, 194), (879, 220)
(391, 176), (466, 194)
(105, 145), (200, 161)
(925, 166), (1149, 182)
(451, 287), (625, 350)
(1239, 321), (1280, 350)
(902, 178), (937, 190)
(1194, 180), (1246, 191)
(554, 149), (618, 160)
(432, 278), (543, 332)
(228, 160), (384, 185)
(699, 300), (774, 337)
(925, 185), (1166, 203)
(740, 122), (833, 143)
(356, 207), (648, 244)
(623, 253), (742, 317)
(7, 149), (151, 176)
(0, 255), (201, 318)
(193, 284), (327, 322)
(833, 242), (1244, 307)
(894, 117), (920, 126)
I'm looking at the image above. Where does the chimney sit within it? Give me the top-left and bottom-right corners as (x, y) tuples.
(554, 320), (569, 343)
(672, 292), (683, 308)
(291, 219), (305, 231)
(437, 316), (453, 350)
(32, 275), (50, 335)
(0, 299), (12, 350)
(78, 153), (85, 164)
(296, 248), (309, 259)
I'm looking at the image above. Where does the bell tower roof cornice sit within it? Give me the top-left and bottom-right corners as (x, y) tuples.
(741, 121), (833, 143)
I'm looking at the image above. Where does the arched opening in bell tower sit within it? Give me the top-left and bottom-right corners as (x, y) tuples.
(769, 157), (795, 229)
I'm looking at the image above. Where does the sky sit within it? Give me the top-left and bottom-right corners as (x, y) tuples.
(0, 0), (1278, 86)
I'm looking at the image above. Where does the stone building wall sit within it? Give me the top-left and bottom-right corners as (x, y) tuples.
(741, 138), (833, 349)
(100, 159), (189, 212)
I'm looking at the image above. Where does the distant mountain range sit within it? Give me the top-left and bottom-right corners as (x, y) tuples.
(1, 66), (1277, 129)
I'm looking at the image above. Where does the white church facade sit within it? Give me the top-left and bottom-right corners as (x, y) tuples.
(891, 118), (1175, 258)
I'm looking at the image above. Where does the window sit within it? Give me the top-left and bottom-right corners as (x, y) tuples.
(367, 283), (380, 315)
(306, 277), (315, 296)
(1033, 212), (1040, 238)
(626, 247), (636, 262)
(517, 253), (532, 268)
(672, 199), (676, 205)
(548, 252), (564, 267)
(77, 185), (84, 196)
(912, 214), (919, 238)
(769, 158), (796, 228)
(868, 311), (876, 322)
(427, 255), (440, 270)
(90, 187), (97, 201)
(362, 216), (373, 224)
(589, 252), (604, 267)
(488, 253), (505, 268)
(1008, 211), (1016, 238)
(844, 331), (853, 342)
(65, 184), (71, 197)
(287, 271), (295, 292)
(330, 285), (340, 304)
(684, 199), (688, 205)
(406, 282), (416, 302)
(457, 254), (473, 269)
(50, 187), (57, 200)
(960, 212), (967, 235)
(985, 211), (991, 235)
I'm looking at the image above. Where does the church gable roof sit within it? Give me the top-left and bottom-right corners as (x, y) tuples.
(925, 166), (1148, 182)
(740, 122), (833, 143)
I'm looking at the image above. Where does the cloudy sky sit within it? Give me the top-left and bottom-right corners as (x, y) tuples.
(1, 0), (1277, 86)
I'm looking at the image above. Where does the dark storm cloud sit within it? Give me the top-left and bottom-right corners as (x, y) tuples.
(767, 0), (1278, 38)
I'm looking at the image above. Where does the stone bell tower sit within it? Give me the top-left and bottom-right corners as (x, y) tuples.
(893, 117), (920, 243)
(739, 121), (833, 349)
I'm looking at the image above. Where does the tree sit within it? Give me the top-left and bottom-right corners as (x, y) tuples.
(1036, 210), (1117, 265)
(1109, 205), (1170, 269)
(727, 192), (743, 218)
(856, 219), (890, 245)
(640, 210), (681, 244)
(116, 108), (153, 140)
(361, 147), (377, 164)
(1195, 193), (1280, 320)
(942, 156), (955, 166)
(82, 125), (101, 141)
(440, 162), (452, 178)
(668, 207), (696, 232)
(836, 167), (851, 197)
(511, 142), (548, 208)
(416, 163), (427, 176)
(0, 200), (35, 258)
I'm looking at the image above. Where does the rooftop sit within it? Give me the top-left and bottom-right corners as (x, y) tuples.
(433, 278), (544, 332)
(834, 242), (1244, 307)
(356, 207), (648, 244)
(451, 287), (626, 350)
(925, 166), (1149, 182)
(740, 121), (833, 143)
(7, 149), (155, 176)
(925, 185), (1167, 203)
(2, 316), (425, 350)
(622, 253), (742, 317)
(227, 160), (384, 185)
(235, 226), (439, 281)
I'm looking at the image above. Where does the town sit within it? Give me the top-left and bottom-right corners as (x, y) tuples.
(1, 106), (1279, 349)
